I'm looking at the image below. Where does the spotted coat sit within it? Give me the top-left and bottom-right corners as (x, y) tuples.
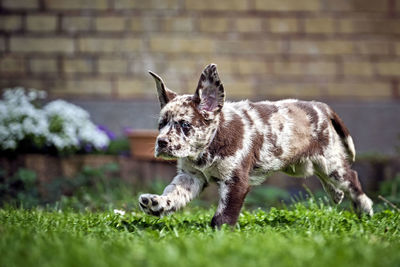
(139, 64), (373, 228)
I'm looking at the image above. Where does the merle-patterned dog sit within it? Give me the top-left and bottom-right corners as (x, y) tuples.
(139, 64), (373, 228)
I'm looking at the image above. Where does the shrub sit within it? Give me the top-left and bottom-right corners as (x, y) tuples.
(0, 163), (140, 210)
(0, 87), (109, 154)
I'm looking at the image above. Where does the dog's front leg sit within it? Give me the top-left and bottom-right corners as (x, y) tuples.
(211, 176), (250, 228)
(139, 172), (204, 217)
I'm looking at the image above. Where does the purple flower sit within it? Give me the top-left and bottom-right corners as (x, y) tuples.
(97, 125), (116, 140)
(123, 126), (132, 135)
(84, 143), (93, 153)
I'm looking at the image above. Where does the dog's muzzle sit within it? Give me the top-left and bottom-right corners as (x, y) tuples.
(155, 137), (175, 158)
(157, 138), (168, 149)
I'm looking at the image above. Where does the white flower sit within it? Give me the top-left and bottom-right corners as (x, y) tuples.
(44, 99), (110, 150)
(79, 124), (109, 149)
(0, 87), (110, 152)
(113, 209), (126, 216)
(3, 139), (16, 149)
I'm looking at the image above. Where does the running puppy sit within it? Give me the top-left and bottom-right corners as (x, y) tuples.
(139, 64), (373, 228)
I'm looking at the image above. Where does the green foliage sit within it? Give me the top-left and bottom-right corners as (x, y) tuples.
(48, 114), (64, 134)
(0, 203), (399, 267)
(379, 174), (400, 205)
(103, 137), (130, 155)
(46, 163), (141, 211)
(245, 185), (291, 208)
(0, 164), (142, 211)
(0, 168), (39, 208)
(3, 162), (400, 216)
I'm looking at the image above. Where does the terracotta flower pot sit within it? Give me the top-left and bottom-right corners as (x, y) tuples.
(126, 130), (158, 160)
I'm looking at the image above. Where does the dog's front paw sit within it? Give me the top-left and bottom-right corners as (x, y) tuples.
(138, 194), (167, 217)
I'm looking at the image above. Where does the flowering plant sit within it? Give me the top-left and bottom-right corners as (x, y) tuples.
(0, 87), (110, 154)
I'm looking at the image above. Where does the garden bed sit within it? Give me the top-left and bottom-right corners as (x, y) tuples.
(1, 154), (400, 196)
(0, 154), (177, 186)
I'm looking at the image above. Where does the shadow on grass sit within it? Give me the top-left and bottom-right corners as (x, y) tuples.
(111, 206), (316, 233)
(109, 200), (400, 235)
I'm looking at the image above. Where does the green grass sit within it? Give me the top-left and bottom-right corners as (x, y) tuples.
(1, 201), (400, 267)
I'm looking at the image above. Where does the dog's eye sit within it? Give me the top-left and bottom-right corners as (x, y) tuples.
(179, 121), (191, 135)
(180, 121), (191, 129)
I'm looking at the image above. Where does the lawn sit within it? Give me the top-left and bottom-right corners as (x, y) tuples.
(1, 200), (400, 267)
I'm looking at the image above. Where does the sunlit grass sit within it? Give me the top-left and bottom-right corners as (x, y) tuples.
(1, 199), (399, 267)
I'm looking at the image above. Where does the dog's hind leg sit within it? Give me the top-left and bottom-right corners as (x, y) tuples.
(333, 168), (373, 216)
(139, 172), (205, 217)
(316, 161), (373, 216)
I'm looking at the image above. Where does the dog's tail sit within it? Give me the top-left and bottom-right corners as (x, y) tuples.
(330, 111), (356, 163)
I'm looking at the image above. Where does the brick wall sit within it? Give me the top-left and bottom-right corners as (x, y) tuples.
(1, 0), (400, 101)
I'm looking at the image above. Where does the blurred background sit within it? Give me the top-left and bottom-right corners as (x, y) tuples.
(0, 0), (400, 211)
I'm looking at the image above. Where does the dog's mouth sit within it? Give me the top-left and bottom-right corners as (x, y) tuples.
(155, 149), (178, 160)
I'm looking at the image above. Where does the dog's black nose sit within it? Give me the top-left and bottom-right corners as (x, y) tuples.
(157, 138), (168, 149)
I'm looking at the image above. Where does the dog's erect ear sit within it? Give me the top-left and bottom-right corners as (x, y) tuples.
(149, 71), (177, 109)
(193, 64), (225, 113)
